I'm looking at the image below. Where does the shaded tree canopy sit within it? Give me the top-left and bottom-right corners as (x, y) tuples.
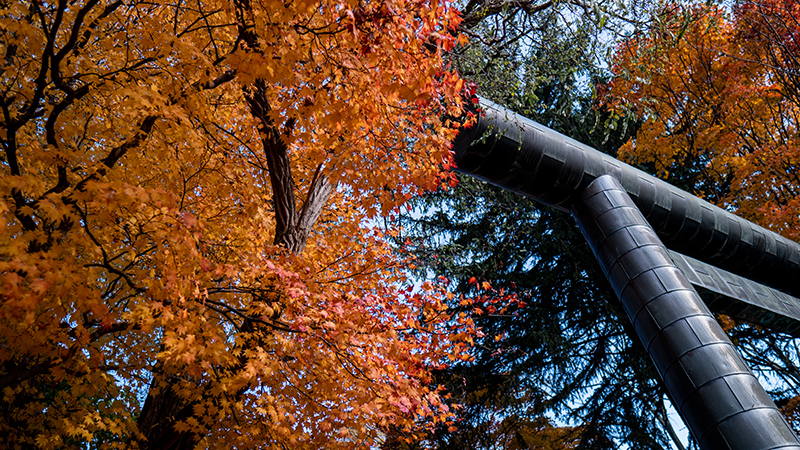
(608, 0), (800, 240)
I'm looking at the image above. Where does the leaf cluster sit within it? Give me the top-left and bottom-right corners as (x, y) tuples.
(607, 1), (800, 238)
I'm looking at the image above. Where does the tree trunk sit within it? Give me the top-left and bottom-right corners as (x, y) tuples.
(136, 82), (333, 450)
(137, 370), (199, 450)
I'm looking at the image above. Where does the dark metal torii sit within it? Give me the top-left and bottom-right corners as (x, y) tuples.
(452, 98), (800, 450)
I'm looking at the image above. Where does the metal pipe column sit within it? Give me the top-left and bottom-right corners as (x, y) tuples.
(571, 175), (800, 450)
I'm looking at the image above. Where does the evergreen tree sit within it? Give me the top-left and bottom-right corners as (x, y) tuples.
(391, 2), (686, 448)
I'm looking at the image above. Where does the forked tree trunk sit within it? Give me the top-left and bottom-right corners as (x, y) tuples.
(135, 83), (333, 450)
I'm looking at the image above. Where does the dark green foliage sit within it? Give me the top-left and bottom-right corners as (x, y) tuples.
(394, 74), (681, 448)
(387, 2), (695, 446)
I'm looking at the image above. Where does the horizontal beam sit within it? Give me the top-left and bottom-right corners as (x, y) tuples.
(453, 98), (800, 299)
(671, 251), (800, 336)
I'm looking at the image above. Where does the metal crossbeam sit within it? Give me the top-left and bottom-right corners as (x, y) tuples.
(454, 99), (800, 299)
(670, 251), (800, 336)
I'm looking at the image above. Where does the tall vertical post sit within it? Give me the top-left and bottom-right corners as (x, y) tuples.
(571, 175), (800, 450)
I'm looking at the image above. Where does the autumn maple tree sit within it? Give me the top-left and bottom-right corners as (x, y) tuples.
(0, 0), (475, 448)
(607, 1), (800, 240)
